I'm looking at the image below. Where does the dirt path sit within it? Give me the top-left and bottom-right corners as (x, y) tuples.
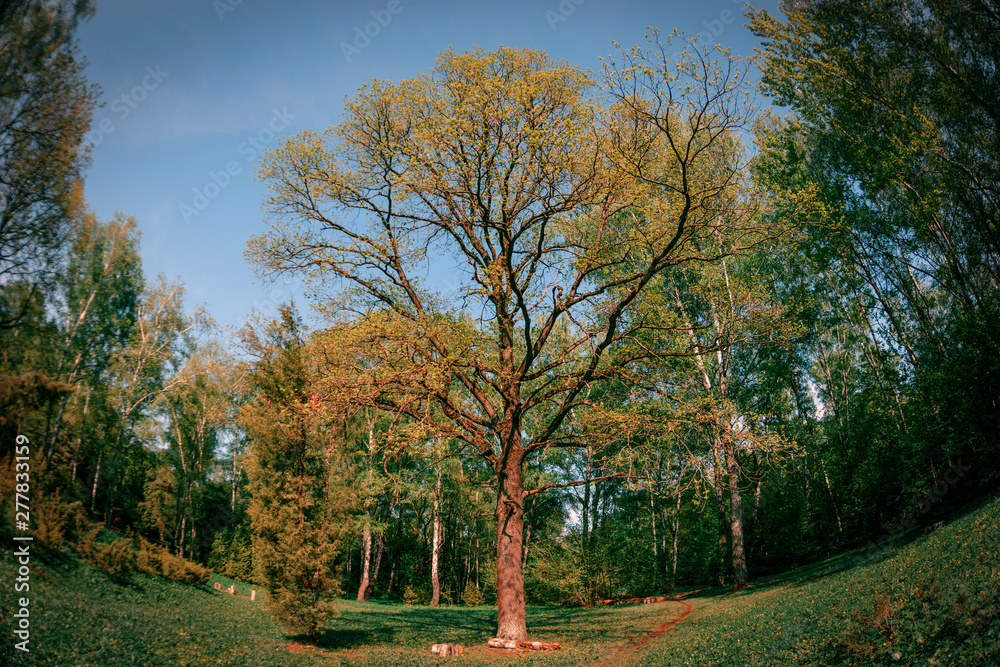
(592, 597), (695, 666)
(630, 599), (693, 649)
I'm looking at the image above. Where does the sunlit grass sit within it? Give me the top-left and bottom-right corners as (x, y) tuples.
(629, 493), (1000, 666)
(3, 493), (997, 665)
(0, 554), (686, 666)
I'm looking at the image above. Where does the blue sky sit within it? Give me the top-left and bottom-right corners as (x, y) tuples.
(76, 0), (782, 336)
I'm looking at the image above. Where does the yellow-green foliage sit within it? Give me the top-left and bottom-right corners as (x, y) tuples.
(73, 524), (211, 586)
(90, 538), (138, 579)
(241, 307), (355, 642)
(77, 523), (137, 580)
(461, 579), (484, 606)
(32, 494), (86, 551)
(136, 540), (161, 576)
(136, 537), (211, 584)
(402, 584), (419, 606)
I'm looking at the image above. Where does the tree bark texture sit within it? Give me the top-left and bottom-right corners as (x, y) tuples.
(495, 448), (527, 640)
(726, 438), (748, 589)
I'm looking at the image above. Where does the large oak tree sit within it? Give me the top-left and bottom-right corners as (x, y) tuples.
(248, 34), (763, 640)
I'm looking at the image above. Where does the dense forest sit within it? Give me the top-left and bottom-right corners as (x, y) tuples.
(2, 0), (997, 647)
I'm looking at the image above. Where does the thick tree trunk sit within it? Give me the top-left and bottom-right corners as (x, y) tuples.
(430, 470), (442, 607)
(495, 448), (527, 640)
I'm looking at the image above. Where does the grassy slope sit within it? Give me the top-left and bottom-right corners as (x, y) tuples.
(3, 494), (998, 666)
(632, 493), (1000, 666)
(0, 556), (688, 666)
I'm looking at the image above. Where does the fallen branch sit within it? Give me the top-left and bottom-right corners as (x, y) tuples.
(599, 589), (702, 605)
(487, 638), (561, 650)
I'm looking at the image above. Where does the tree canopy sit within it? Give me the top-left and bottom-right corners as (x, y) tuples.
(248, 33), (772, 639)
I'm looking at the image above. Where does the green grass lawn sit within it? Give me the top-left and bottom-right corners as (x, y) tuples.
(629, 493), (1000, 667)
(0, 555), (688, 666)
(4, 494), (998, 666)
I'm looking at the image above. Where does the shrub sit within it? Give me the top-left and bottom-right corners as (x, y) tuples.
(137, 537), (210, 584)
(461, 580), (483, 606)
(403, 584), (419, 605)
(136, 539), (163, 577)
(524, 541), (590, 605)
(207, 525), (254, 582)
(173, 556), (211, 585)
(33, 494), (85, 552)
(90, 538), (137, 581)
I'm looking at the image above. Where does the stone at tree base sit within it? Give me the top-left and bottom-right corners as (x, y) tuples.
(430, 643), (464, 656)
(487, 638), (561, 650)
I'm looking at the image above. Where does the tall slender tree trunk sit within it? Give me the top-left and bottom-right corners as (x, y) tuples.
(581, 445), (594, 601)
(70, 386), (92, 482)
(522, 523), (531, 569)
(45, 365), (79, 468)
(822, 461), (844, 535)
(495, 446), (527, 640)
(357, 515), (372, 602)
(178, 515), (187, 559)
(357, 420), (379, 601)
(90, 452), (102, 513)
(370, 532), (384, 593)
(648, 487), (660, 587)
(713, 440), (728, 585)
(430, 470), (442, 607)
(726, 436), (748, 590)
(231, 445), (238, 516)
(672, 480), (681, 588)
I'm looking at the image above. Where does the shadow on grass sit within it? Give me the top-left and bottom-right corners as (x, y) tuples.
(315, 627), (395, 648)
(309, 605), (497, 649)
(691, 534), (922, 604)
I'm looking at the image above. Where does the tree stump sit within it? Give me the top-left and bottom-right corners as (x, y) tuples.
(213, 582), (221, 590)
(430, 643), (464, 656)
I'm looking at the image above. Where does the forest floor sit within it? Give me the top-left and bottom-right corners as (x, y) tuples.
(2, 492), (998, 666)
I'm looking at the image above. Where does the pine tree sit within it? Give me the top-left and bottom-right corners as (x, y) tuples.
(240, 306), (355, 642)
